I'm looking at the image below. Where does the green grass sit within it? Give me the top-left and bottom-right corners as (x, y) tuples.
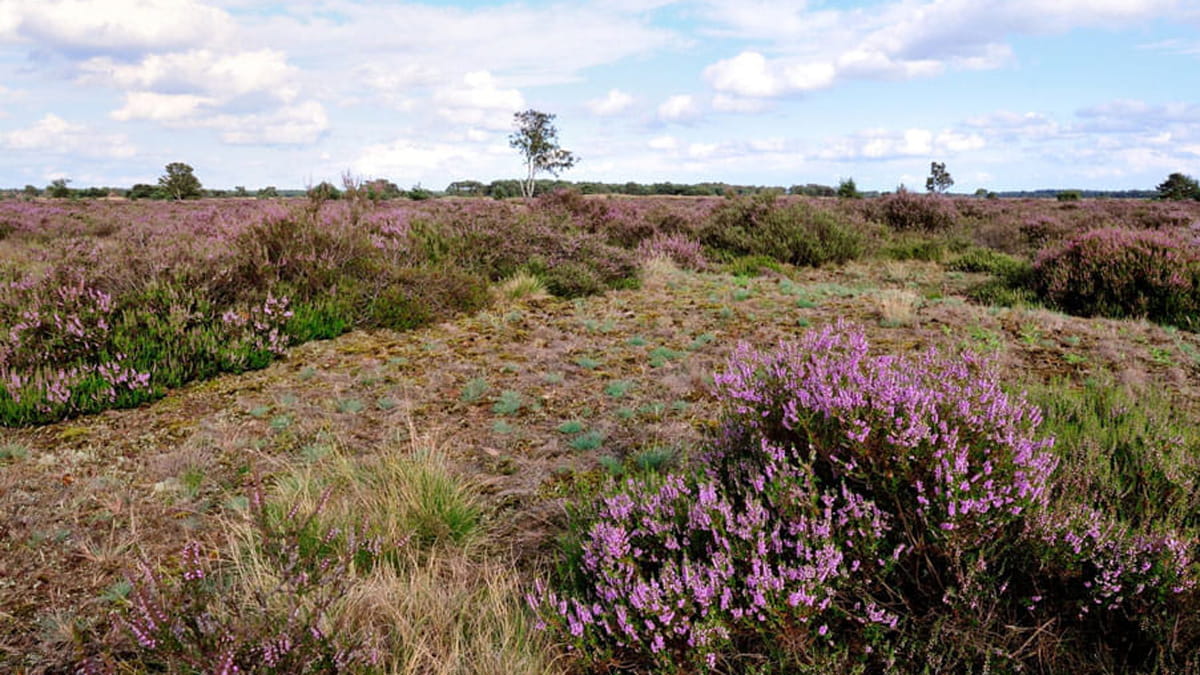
(604, 380), (633, 398)
(336, 398), (365, 414)
(459, 377), (490, 403)
(574, 356), (603, 370)
(491, 390), (524, 415)
(0, 443), (30, 464)
(569, 430), (605, 452)
(557, 420), (585, 434)
(648, 347), (685, 368)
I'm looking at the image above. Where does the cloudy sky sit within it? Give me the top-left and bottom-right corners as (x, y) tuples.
(1, 0), (1198, 192)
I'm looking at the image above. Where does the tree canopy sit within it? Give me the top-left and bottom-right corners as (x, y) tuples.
(1156, 172), (1200, 201)
(159, 163), (203, 200)
(509, 109), (577, 198)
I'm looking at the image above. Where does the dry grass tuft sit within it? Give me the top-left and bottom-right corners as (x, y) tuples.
(215, 423), (564, 673)
(638, 254), (681, 291)
(337, 552), (563, 675)
(875, 288), (923, 326)
(492, 271), (550, 304)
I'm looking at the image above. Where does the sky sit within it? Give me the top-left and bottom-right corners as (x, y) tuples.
(1, 0), (1199, 192)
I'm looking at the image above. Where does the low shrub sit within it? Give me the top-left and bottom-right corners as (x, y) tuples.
(636, 233), (707, 271)
(701, 195), (863, 267)
(874, 189), (956, 232)
(1033, 227), (1200, 330)
(533, 324), (1197, 673)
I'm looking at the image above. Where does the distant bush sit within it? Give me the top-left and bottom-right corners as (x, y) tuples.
(879, 235), (947, 262)
(306, 181), (342, 201)
(1033, 227), (1200, 329)
(874, 189), (956, 232)
(701, 195), (863, 267)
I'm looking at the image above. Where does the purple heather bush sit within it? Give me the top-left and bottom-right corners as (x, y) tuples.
(1033, 227), (1200, 330)
(636, 233), (708, 271)
(534, 323), (1197, 672)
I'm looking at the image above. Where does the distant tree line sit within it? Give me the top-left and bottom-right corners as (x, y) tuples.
(3, 168), (1196, 202)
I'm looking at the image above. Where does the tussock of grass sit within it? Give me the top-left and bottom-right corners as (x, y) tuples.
(492, 271), (549, 304)
(253, 438), (482, 554)
(335, 553), (562, 675)
(206, 426), (565, 673)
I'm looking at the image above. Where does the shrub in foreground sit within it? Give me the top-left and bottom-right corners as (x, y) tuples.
(533, 324), (1196, 672)
(1033, 227), (1200, 330)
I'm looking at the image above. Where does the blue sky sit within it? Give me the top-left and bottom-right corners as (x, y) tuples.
(1, 0), (1198, 192)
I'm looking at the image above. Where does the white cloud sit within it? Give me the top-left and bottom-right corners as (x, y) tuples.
(432, 70), (524, 130)
(965, 110), (1063, 140)
(1, 113), (135, 157)
(815, 126), (983, 161)
(704, 51), (784, 97)
(207, 101), (330, 146)
(687, 142), (719, 159)
(936, 130), (986, 153)
(711, 93), (769, 113)
(80, 49), (299, 102)
(0, 0), (234, 54)
(698, 0), (1178, 99)
(111, 91), (216, 121)
(657, 94), (701, 122)
(354, 137), (503, 181)
(647, 135), (679, 151)
(587, 89), (635, 116)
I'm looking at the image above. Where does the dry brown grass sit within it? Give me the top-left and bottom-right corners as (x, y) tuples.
(216, 427), (563, 674)
(638, 254), (681, 292)
(875, 288), (923, 326)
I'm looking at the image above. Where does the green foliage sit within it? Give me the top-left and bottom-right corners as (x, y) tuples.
(510, 109), (578, 198)
(569, 430), (605, 451)
(491, 390), (524, 415)
(701, 195), (864, 268)
(925, 161), (954, 194)
(1156, 172), (1200, 201)
(158, 163), (203, 200)
(306, 181), (341, 202)
(460, 377), (490, 403)
(1029, 378), (1200, 530)
(837, 177), (860, 199)
(127, 183), (163, 200)
(1056, 190), (1082, 202)
(879, 235), (947, 262)
(47, 178), (72, 199)
(723, 254), (782, 277)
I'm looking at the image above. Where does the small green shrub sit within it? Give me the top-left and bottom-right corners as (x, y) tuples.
(701, 195), (863, 267)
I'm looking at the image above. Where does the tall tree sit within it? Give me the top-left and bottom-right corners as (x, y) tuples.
(1156, 172), (1200, 201)
(159, 162), (203, 200)
(509, 109), (577, 198)
(926, 162), (954, 194)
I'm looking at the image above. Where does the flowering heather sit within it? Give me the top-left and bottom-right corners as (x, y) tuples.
(711, 322), (1058, 546)
(636, 233), (708, 271)
(1033, 227), (1200, 330)
(534, 323), (1197, 671)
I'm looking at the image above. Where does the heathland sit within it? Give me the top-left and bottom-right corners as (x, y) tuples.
(1, 191), (1198, 673)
